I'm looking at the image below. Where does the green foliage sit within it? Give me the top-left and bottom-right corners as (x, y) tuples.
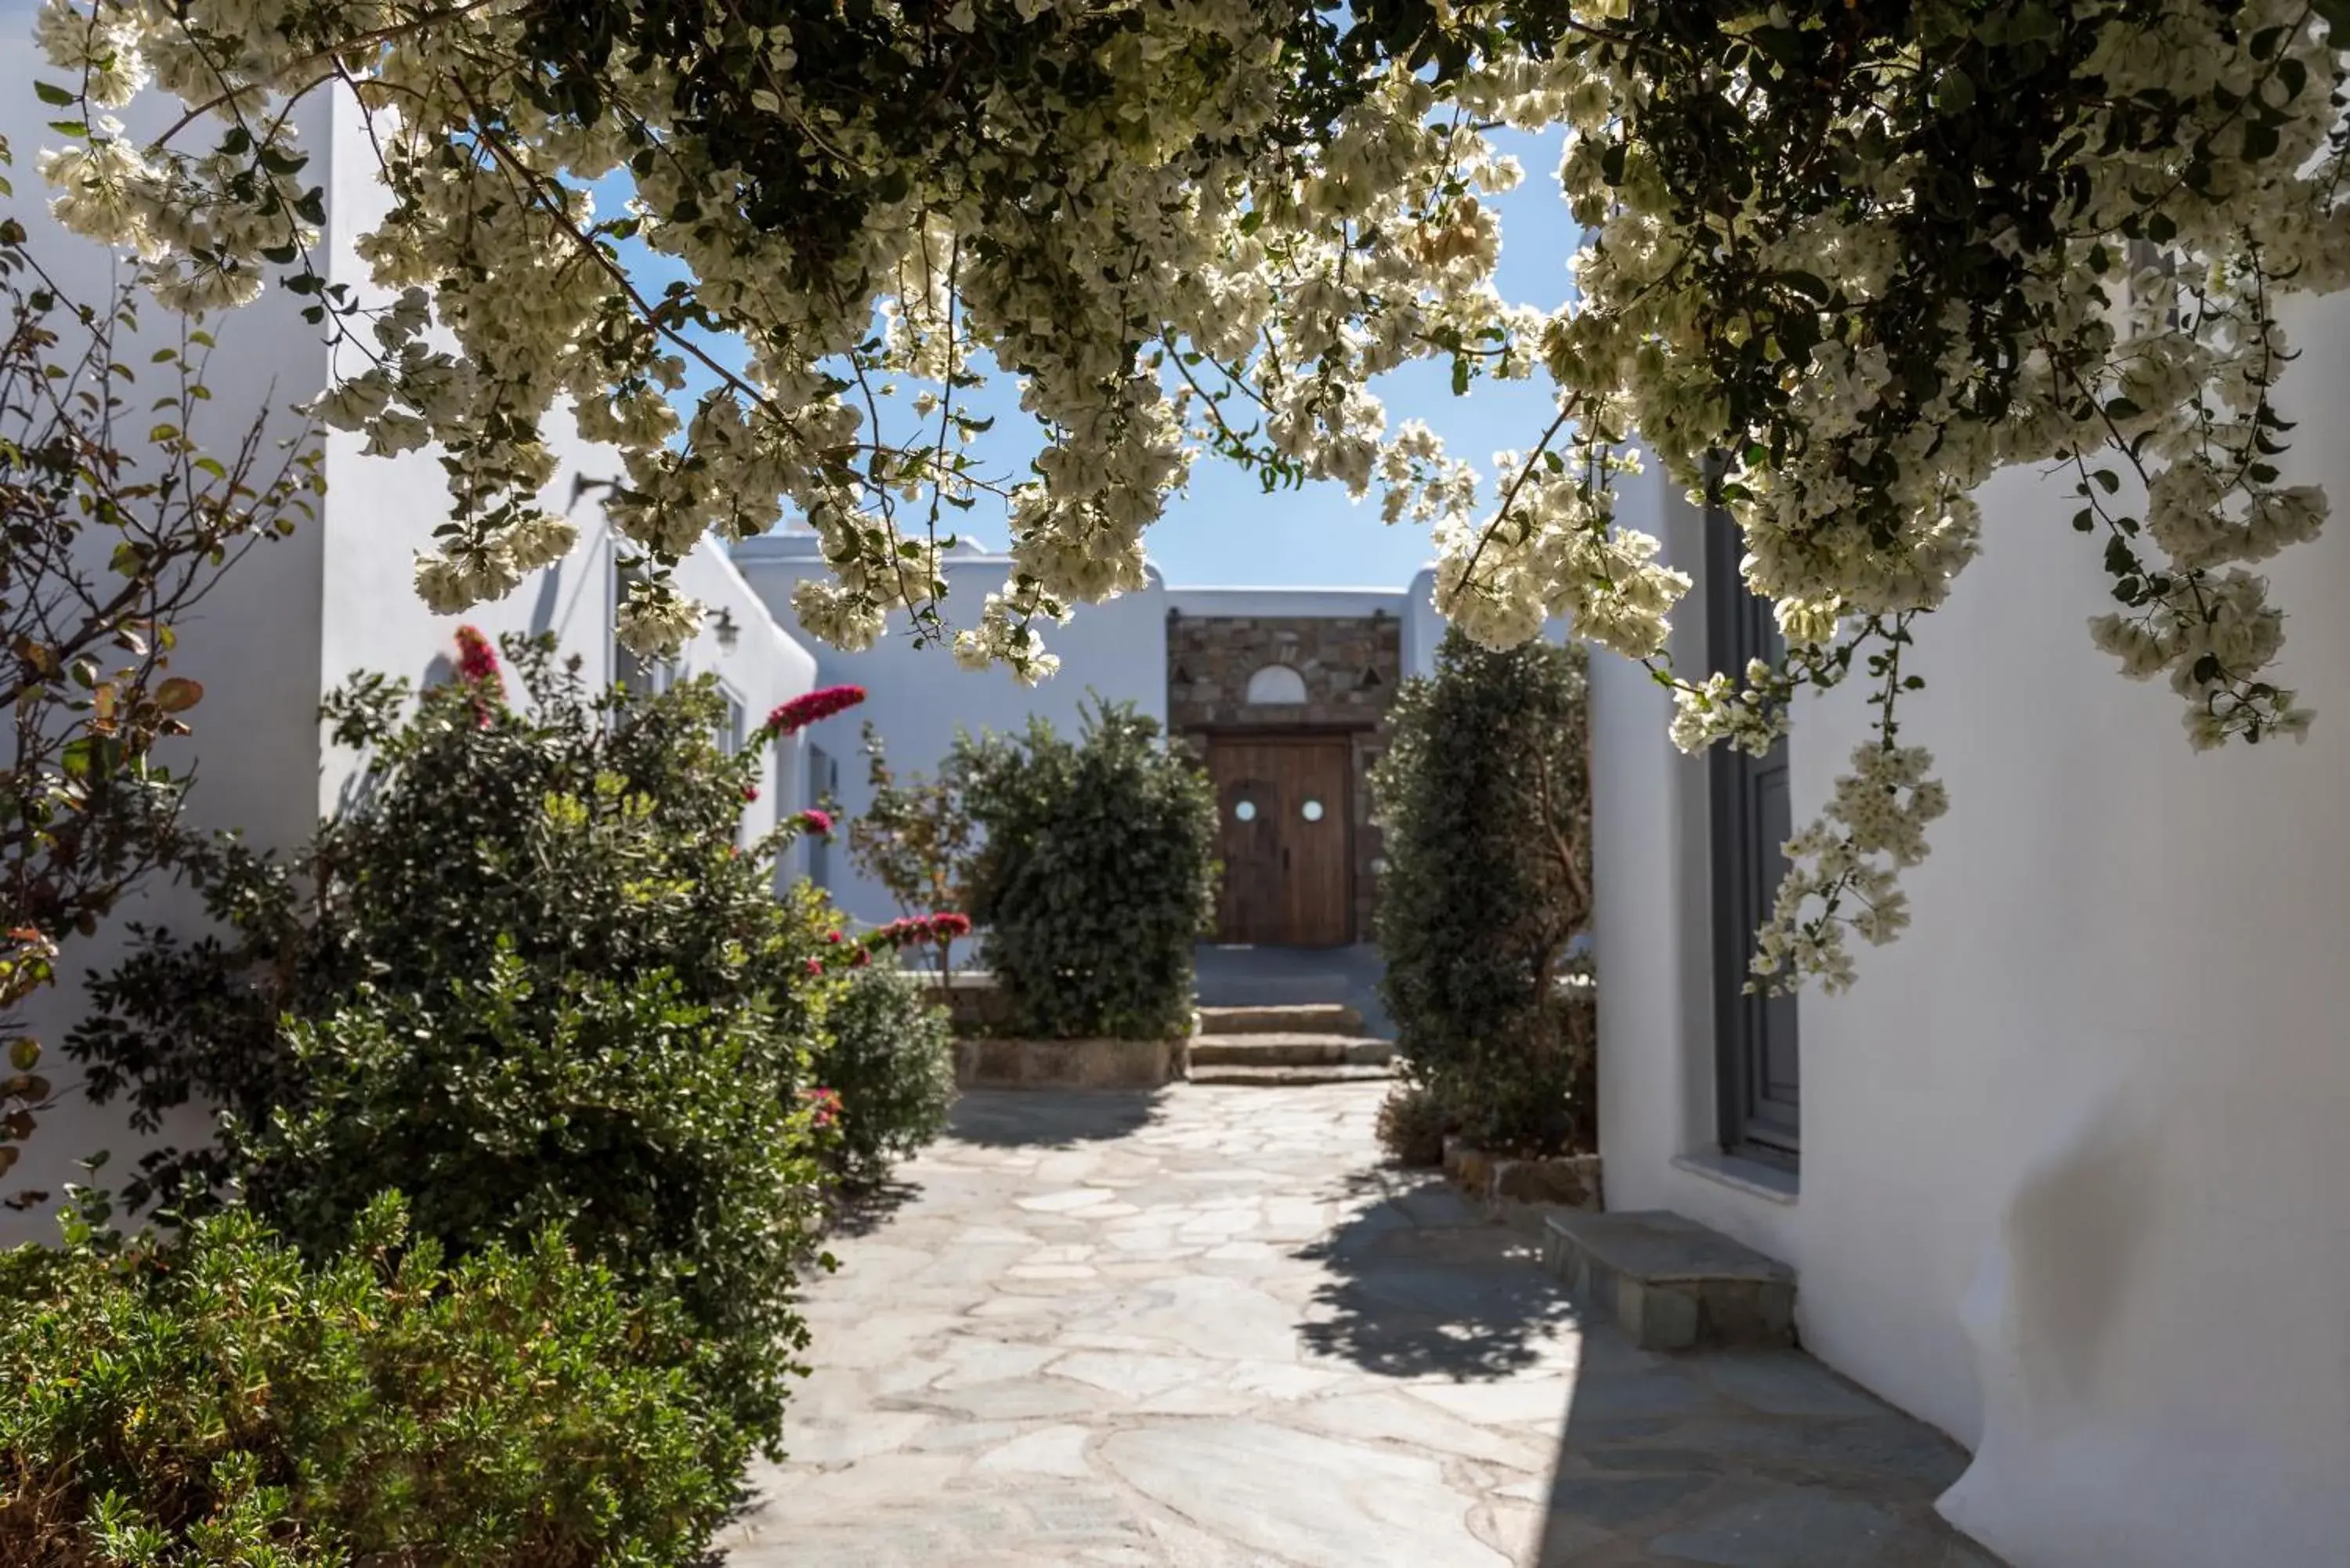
(814, 959), (957, 1189)
(1372, 629), (1594, 1158)
(67, 636), (844, 1464)
(1373, 1082), (1452, 1170)
(0, 1191), (729, 1568)
(956, 701), (1217, 1042)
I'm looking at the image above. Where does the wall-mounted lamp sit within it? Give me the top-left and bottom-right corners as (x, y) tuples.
(714, 607), (741, 653)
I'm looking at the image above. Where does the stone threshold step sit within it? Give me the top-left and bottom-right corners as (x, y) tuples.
(1188, 1033), (1394, 1068)
(1196, 1003), (1362, 1036)
(1187, 1063), (1394, 1086)
(1543, 1209), (1796, 1353)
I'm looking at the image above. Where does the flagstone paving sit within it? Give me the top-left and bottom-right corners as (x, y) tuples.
(721, 1084), (2003, 1567)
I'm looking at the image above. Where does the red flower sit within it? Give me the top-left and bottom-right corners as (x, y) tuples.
(851, 947), (872, 968)
(802, 1086), (841, 1129)
(804, 957), (824, 977)
(765, 685), (866, 738)
(826, 930), (844, 944)
(742, 784), (760, 803)
(453, 626), (504, 728)
(873, 911), (973, 948)
(797, 807), (834, 836)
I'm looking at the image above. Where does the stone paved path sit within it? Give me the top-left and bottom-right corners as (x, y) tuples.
(721, 1084), (2001, 1567)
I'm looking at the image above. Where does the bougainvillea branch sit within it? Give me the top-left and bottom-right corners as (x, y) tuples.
(764, 687), (868, 741)
(34, 0), (2350, 990)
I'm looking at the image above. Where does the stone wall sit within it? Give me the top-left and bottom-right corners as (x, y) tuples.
(1167, 612), (1404, 941)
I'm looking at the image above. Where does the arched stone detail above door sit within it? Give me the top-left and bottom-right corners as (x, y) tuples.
(1244, 663), (1309, 704)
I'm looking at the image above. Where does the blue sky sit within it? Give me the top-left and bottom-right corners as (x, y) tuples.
(616, 128), (1572, 590)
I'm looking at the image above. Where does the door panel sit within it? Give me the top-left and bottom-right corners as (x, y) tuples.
(1207, 738), (1354, 947)
(1214, 769), (1285, 944)
(1281, 742), (1352, 947)
(1707, 502), (1801, 1159)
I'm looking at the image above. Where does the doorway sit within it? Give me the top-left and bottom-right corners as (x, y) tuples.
(1205, 735), (1353, 947)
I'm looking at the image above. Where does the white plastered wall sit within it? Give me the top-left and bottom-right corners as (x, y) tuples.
(1591, 302), (2350, 1567)
(0, 72), (816, 1241)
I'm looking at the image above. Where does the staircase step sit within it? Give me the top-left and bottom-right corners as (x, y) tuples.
(1187, 1063), (1394, 1086)
(1542, 1210), (1796, 1352)
(1189, 1033), (1394, 1068)
(1197, 1003), (1362, 1037)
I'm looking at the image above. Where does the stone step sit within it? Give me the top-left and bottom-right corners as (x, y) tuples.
(1188, 1032), (1394, 1068)
(1196, 1003), (1362, 1037)
(1542, 1209), (1796, 1353)
(1186, 1063), (1395, 1087)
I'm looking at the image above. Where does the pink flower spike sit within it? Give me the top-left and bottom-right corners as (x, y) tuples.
(765, 685), (866, 737)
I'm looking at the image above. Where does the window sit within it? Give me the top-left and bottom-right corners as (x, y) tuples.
(805, 742), (838, 889)
(714, 683), (746, 757)
(611, 562), (675, 695)
(1244, 663), (1308, 704)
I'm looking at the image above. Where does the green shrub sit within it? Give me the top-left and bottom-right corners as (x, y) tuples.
(1372, 628), (1594, 1157)
(956, 699), (1217, 1042)
(815, 959), (958, 1187)
(0, 1190), (729, 1568)
(67, 634), (851, 1464)
(1374, 1082), (1454, 1169)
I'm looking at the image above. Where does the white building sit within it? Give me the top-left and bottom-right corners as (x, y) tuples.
(735, 533), (1494, 941)
(12, 32), (2347, 1565)
(1589, 294), (2350, 1567)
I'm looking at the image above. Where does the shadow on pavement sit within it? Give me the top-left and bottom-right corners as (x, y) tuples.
(1294, 1167), (1581, 1380)
(944, 1087), (1170, 1149)
(819, 1178), (924, 1240)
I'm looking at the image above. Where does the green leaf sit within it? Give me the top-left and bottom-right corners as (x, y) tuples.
(154, 677), (204, 714)
(33, 81), (75, 107)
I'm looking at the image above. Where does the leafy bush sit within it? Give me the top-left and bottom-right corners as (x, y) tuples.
(815, 959), (957, 1187)
(957, 700), (1217, 1042)
(67, 635), (853, 1464)
(1374, 1082), (1453, 1169)
(1372, 629), (1594, 1157)
(0, 1190), (728, 1568)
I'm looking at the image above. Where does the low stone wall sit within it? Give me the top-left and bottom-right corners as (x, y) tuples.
(1443, 1136), (1603, 1231)
(955, 1036), (1189, 1089)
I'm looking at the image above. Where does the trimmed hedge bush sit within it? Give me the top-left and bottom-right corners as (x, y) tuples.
(957, 699), (1217, 1042)
(1372, 628), (1595, 1157)
(0, 1192), (731, 1568)
(816, 959), (958, 1187)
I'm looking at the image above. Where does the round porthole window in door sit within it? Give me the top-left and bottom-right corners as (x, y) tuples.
(1300, 799), (1325, 822)
(1234, 800), (1258, 822)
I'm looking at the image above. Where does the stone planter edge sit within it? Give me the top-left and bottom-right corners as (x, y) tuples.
(1441, 1135), (1604, 1230)
(954, 1034), (1191, 1090)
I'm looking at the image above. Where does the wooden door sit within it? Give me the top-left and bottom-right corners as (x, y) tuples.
(1207, 737), (1354, 947)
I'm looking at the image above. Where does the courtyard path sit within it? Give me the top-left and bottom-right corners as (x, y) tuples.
(721, 1084), (2001, 1567)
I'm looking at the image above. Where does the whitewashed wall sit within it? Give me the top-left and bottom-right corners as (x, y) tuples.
(1592, 302), (2350, 1566)
(733, 537), (1170, 927)
(0, 67), (816, 1240)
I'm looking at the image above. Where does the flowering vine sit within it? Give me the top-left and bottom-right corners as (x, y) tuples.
(764, 687), (867, 741)
(33, 0), (2350, 990)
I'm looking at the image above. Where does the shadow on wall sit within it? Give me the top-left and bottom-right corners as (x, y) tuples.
(1293, 1168), (1579, 1380)
(945, 1088), (1169, 1150)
